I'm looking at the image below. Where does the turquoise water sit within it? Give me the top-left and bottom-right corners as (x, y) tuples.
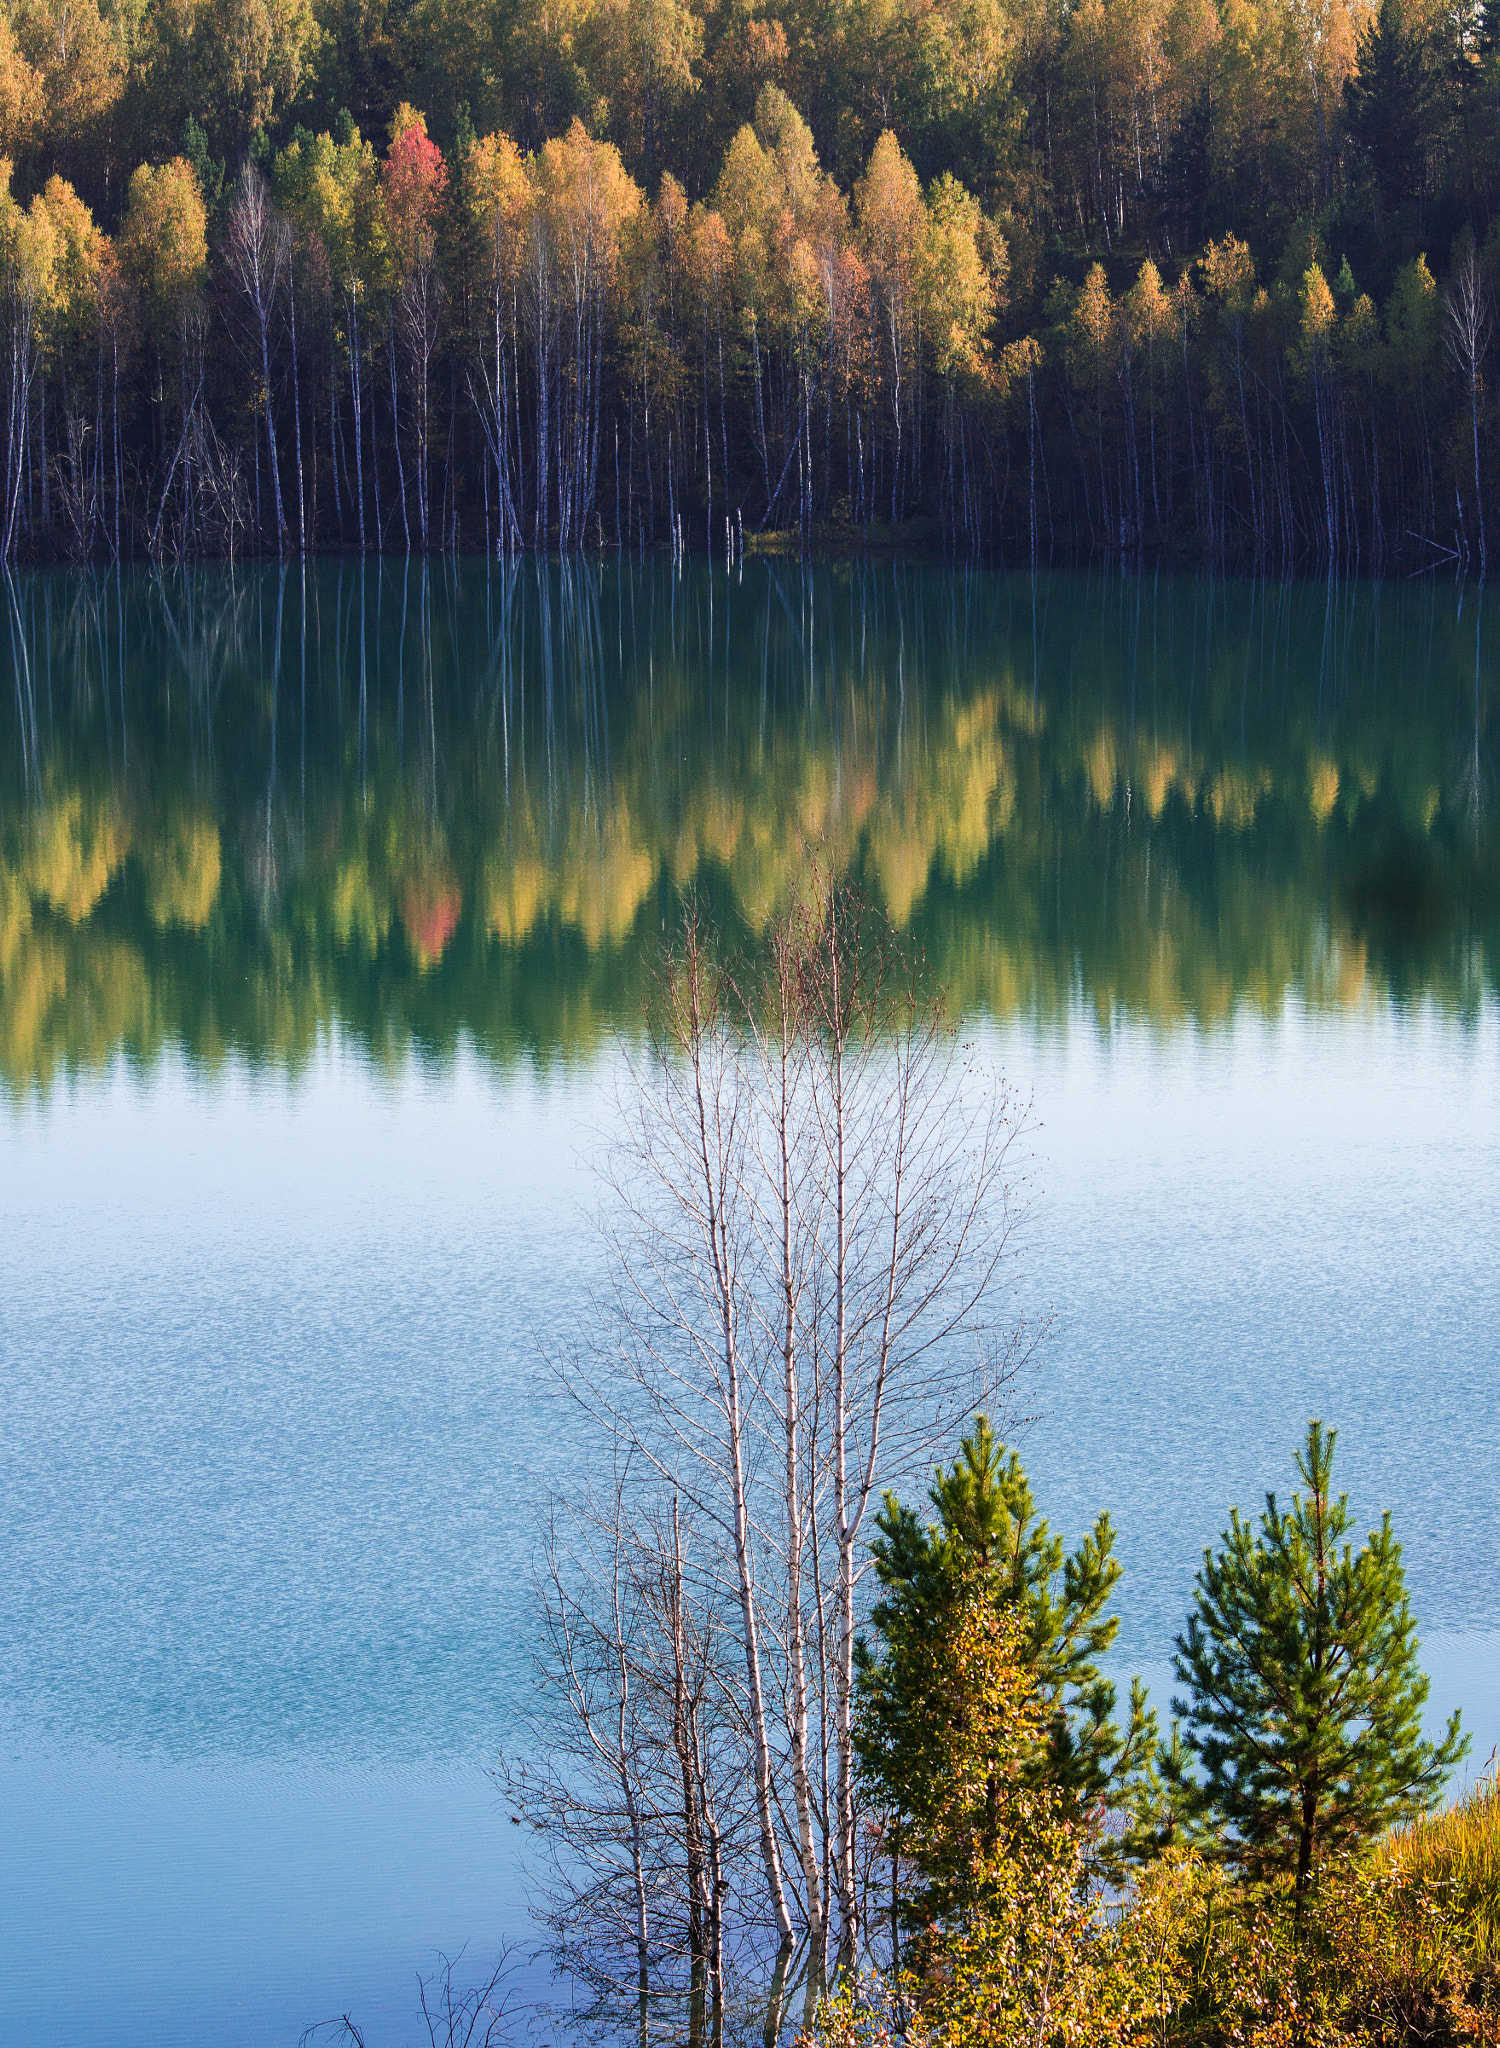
(2, 563), (1497, 2044)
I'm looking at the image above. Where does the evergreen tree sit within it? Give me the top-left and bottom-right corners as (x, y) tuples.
(856, 1417), (1154, 1832)
(854, 1579), (1068, 1941)
(1172, 1420), (1467, 1898)
(1344, 0), (1438, 213)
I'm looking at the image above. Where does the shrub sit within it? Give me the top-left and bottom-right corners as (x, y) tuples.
(808, 1834), (1500, 2048)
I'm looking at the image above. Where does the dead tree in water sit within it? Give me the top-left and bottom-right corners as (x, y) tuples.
(300, 1948), (517, 2048)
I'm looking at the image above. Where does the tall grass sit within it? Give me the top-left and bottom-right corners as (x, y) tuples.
(1378, 1776), (1500, 1960)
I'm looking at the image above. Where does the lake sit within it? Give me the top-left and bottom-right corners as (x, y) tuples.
(2, 560), (1496, 2047)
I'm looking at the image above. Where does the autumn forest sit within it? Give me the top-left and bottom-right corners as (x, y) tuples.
(4, 0), (1500, 565)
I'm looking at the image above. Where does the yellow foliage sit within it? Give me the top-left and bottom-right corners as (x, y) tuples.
(32, 173), (107, 346)
(1125, 256), (1172, 347)
(1070, 260), (1115, 384)
(857, 129), (925, 280)
(277, 126), (388, 298)
(1378, 1775), (1500, 1961)
(13, 0), (124, 149)
(120, 156), (208, 332)
(141, 811), (221, 929)
(1299, 260), (1336, 358)
(24, 792), (129, 921)
(533, 119), (643, 303)
(0, 9), (41, 156)
(918, 173), (1004, 385)
(1200, 231), (1255, 309)
(1309, 757), (1339, 822)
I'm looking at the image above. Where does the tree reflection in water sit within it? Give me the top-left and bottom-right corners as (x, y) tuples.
(0, 558), (1494, 1095)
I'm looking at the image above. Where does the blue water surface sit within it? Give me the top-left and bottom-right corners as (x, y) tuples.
(3, 562), (1498, 2045)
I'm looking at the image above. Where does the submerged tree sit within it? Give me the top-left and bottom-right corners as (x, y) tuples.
(1172, 1419), (1468, 1898)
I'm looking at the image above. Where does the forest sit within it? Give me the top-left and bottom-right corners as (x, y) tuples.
(4, 0), (1500, 566)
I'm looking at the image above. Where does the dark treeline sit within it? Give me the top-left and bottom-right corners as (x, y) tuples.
(9, 0), (1500, 565)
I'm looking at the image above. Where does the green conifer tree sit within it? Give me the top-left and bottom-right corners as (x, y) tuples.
(1172, 1420), (1467, 1899)
(1344, 0), (1438, 213)
(856, 1417), (1154, 1831)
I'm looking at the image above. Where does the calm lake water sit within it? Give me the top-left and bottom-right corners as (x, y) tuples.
(2, 561), (1497, 2047)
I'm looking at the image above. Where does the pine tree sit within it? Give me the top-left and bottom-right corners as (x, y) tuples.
(1344, 0), (1437, 214)
(854, 1579), (1065, 1940)
(1172, 1420), (1467, 1898)
(856, 1417), (1154, 1827)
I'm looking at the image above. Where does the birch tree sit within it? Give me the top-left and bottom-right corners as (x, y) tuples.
(550, 878), (1038, 2019)
(1445, 236), (1491, 575)
(384, 108), (448, 549)
(224, 163), (290, 550)
(508, 1473), (749, 2047)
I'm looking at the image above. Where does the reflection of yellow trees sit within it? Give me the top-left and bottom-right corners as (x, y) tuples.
(24, 790), (129, 920)
(0, 865), (30, 970)
(932, 860), (1397, 1036)
(515, 674), (1028, 934)
(321, 800), (466, 967)
(485, 850), (546, 943)
(1086, 730), (1118, 809)
(2, 920), (71, 1087)
(1206, 765), (1272, 830)
(142, 810), (221, 927)
(0, 575), (1494, 1094)
(331, 855), (389, 952)
(864, 691), (1013, 921)
(1, 804), (169, 1089)
(485, 789), (658, 945)
(1141, 744), (1178, 819)
(0, 924), (151, 1093)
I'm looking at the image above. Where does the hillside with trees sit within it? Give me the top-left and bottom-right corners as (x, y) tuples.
(3, 0), (1500, 562)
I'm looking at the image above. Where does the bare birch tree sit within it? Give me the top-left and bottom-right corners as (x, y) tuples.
(542, 876), (1039, 2027)
(224, 164), (290, 551)
(506, 1472), (752, 2047)
(1445, 237), (1492, 577)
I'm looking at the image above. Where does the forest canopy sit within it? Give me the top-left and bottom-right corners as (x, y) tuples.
(4, 0), (1500, 562)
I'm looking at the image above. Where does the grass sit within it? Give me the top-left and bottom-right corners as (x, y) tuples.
(1378, 1776), (1500, 1960)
